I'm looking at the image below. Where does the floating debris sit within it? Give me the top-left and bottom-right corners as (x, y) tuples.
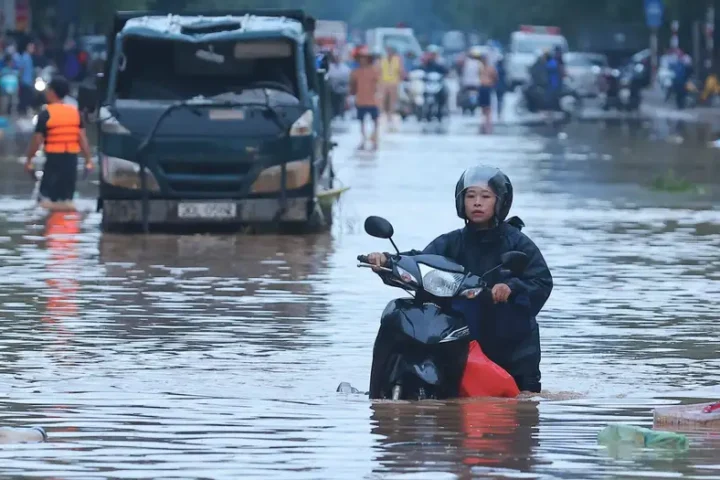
(336, 382), (363, 394)
(598, 424), (688, 450)
(0, 426), (47, 444)
(654, 401), (720, 428)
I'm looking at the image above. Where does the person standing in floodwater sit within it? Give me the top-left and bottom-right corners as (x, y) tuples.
(495, 53), (507, 122)
(379, 46), (404, 132)
(350, 47), (380, 151)
(15, 41), (35, 116)
(24, 76), (93, 207)
(0, 54), (19, 115)
(478, 55), (497, 134)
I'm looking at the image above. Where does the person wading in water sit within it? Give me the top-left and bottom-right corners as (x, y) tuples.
(478, 54), (498, 134)
(24, 76), (93, 209)
(350, 46), (381, 151)
(379, 46), (404, 132)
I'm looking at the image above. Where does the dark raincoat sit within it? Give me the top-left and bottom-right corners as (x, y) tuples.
(400, 218), (553, 392)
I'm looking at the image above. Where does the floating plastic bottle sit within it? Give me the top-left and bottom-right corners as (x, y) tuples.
(0, 426), (47, 444)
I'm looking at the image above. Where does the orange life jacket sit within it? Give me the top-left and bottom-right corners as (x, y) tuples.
(45, 103), (81, 154)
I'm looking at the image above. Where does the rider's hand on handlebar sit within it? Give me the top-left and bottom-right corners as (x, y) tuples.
(367, 252), (387, 272)
(492, 283), (512, 303)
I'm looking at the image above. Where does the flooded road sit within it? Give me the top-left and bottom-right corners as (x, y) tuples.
(1, 113), (720, 478)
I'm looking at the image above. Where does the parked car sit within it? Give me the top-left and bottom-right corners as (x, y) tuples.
(563, 52), (607, 97)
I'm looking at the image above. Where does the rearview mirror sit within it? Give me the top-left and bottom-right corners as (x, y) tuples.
(500, 251), (529, 275)
(364, 216), (394, 239)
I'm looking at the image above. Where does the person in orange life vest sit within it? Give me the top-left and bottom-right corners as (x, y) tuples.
(24, 76), (93, 203)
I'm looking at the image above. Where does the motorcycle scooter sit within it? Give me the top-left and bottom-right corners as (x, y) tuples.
(601, 67), (641, 112)
(422, 71), (446, 128)
(397, 71), (424, 121)
(357, 216), (528, 401)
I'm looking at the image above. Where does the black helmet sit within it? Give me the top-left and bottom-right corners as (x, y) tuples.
(455, 165), (513, 224)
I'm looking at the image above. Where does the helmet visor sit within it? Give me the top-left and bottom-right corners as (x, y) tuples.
(458, 166), (503, 195)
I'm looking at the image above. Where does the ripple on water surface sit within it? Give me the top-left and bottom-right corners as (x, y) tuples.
(0, 118), (719, 478)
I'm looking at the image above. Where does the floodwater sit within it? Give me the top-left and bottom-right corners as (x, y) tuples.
(1, 109), (720, 479)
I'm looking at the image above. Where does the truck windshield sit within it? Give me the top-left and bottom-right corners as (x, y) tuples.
(115, 37), (299, 100)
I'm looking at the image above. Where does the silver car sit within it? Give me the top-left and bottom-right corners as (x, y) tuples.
(564, 52), (608, 98)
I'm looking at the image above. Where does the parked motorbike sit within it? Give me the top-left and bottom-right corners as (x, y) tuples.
(358, 215), (529, 401)
(516, 83), (581, 119)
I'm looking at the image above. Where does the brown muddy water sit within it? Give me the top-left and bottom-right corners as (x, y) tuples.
(0, 113), (719, 479)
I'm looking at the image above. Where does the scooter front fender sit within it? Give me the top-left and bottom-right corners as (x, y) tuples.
(380, 298), (468, 345)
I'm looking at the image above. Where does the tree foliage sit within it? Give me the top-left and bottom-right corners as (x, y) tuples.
(35, 0), (718, 48)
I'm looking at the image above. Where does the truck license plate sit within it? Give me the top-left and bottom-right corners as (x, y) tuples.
(178, 202), (237, 219)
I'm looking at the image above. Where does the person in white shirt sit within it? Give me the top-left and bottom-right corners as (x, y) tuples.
(462, 47), (483, 90)
(327, 51), (351, 119)
(460, 46), (483, 113)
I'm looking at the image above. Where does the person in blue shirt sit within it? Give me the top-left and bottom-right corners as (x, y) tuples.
(16, 41), (35, 116)
(545, 54), (561, 110)
(0, 54), (19, 115)
(671, 55), (692, 109)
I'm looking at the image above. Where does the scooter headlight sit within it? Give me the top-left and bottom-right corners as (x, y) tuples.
(418, 264), (465, 297)
(35, 78), (46, 91)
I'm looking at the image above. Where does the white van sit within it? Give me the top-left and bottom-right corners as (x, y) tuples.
(506, 26), (569, 89)
(366, 28), (423, 59)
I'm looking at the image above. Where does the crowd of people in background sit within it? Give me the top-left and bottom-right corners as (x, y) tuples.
(0, 32), (98, 119)
(321, 41), (509, 150)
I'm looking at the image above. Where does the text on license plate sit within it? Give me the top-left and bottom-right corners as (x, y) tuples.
(177, 202), (237, 219)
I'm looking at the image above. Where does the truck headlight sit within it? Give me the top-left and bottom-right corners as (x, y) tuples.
(289, 110), (313, 136)
(99, 107), (131, 135)
(101, 156), (160, 192)
(250, 159), (311, 193)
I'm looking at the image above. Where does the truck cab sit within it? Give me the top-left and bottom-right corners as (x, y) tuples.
(79, 9), (335, 232)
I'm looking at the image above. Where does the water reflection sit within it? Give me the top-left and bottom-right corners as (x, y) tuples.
(370, 399), (539, 477)
(94, 233), (336, 352)
(43, 211), (80, 323)
(1, 116), (720, 477)
(42, 211), (81, 365)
